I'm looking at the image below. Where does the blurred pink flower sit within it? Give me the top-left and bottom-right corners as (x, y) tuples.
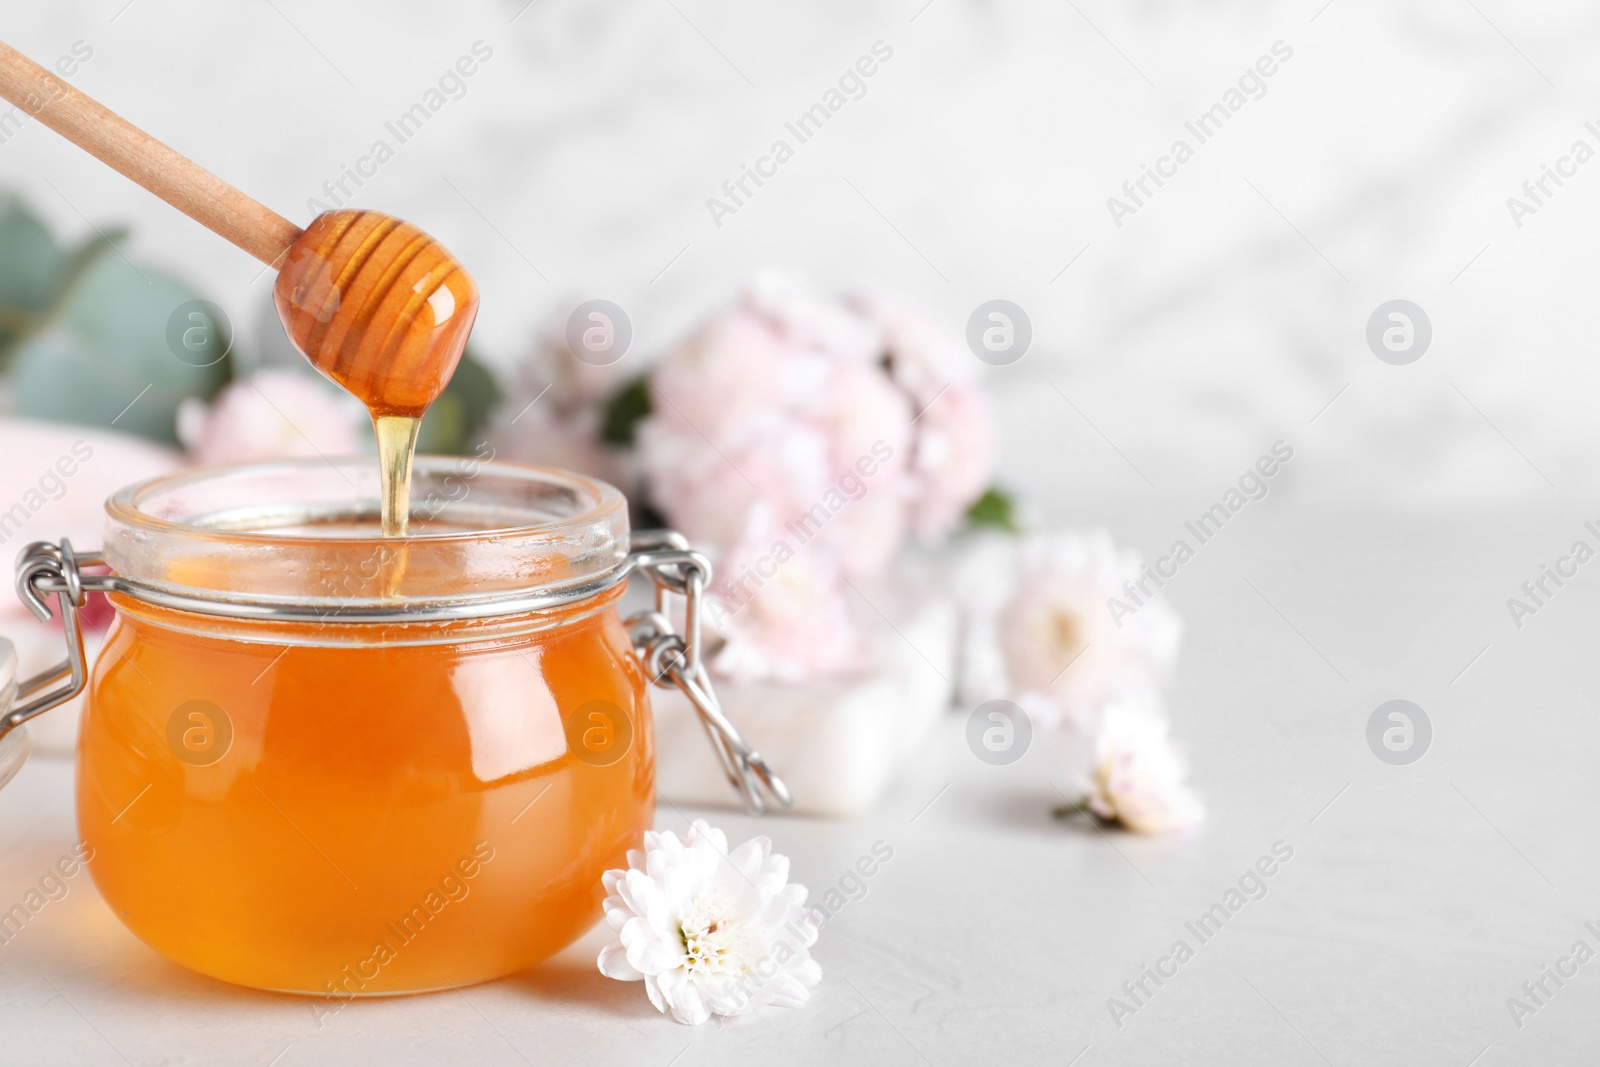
(632, 276), (1001, 683)
(1000, 530), (1182, 731)
(850, 293), (997, 543)
(638, 402), (835, 551)
(177, 371), (364, 467)
(704, 508), (874, 685)
(640, 276), (993, 589)
(0, 418), (180, 691)
(0, 418), (180, 550)
(746, 272), (882, 366)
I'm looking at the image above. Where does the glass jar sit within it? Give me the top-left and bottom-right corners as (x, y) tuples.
(1, 456), (786, 997)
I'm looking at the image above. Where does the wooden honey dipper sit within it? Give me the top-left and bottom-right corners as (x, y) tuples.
(0, 40), (479, 536)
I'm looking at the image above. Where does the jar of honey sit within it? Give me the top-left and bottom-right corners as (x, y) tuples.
(1, 457), (786, 997)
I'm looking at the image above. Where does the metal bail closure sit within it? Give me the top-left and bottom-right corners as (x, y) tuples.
(0, 540), (96, 790)
(626, 531), (792, 815)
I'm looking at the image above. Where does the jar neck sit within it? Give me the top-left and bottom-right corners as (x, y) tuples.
(105, 582), (628, 649)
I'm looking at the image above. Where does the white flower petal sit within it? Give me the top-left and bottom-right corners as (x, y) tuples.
(597, 942), (643, 981)
(727, 837), (769, 882)
(688, 819), (730, 857)
(670, 983), (712, 1026)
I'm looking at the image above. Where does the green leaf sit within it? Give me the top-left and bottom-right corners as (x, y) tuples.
(415, 346), (504, 455)
(966, 485), (1019, 533)
(7, 248), (233, 444)
(0, 194), (66, 367)
(601, 373), (652, 447)
(415, 393), (467, 454)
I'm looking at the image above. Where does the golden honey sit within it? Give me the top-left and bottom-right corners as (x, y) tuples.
(78, 586), (653, 994)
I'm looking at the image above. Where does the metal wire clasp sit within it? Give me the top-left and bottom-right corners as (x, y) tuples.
(625, 531), (792, 815)
(1, 540), (97, 746)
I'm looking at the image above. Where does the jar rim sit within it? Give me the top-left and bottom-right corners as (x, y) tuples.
(107, 455), (626, 544)
(100, 456), (633, 619)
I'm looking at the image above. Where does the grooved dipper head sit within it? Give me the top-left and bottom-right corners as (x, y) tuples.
(274, 210), (479, 418)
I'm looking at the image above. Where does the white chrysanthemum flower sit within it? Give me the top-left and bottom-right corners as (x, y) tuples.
(597, 820), (823, 1025)
(1086, 694), (1204, 836)
(1001, 530), (1182, 730)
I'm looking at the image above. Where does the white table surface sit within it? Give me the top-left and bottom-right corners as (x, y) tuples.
(3, 502), (1598, 1066)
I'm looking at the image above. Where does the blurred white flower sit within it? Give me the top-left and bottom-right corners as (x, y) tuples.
(536, 299), (642, 409)
(949, 530), (1020, 708)
(1084, 693), (1204, 836)
(493, 403), (631, 489)
(489, 309), (637, 490)
(597, 820), (822, 1026)
(1001, 530), (1182, 730)
(177, 371), (364, 467)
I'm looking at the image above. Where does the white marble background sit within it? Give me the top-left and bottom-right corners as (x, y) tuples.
(3, 0), (1598, 510)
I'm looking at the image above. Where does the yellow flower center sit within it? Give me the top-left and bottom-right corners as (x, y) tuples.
(679, 899), (745, 976)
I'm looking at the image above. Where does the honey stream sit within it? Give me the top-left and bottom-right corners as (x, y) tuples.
(374, 414), (422, 539)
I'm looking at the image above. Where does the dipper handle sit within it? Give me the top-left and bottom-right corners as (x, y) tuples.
(0, 39), (302, 265)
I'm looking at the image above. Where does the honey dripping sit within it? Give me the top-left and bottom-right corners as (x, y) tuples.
(374, 414), (422, 539)
(272, 210), (480, 555)
(373, 414), (420, 599)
